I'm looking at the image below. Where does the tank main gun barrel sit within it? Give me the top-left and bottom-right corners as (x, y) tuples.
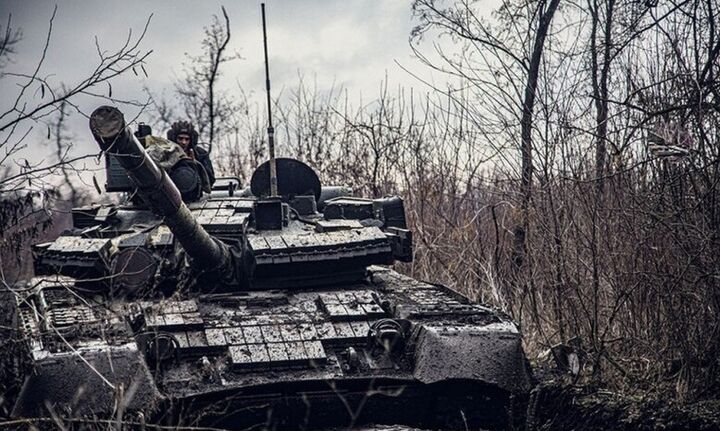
(89, 106), (233, 274)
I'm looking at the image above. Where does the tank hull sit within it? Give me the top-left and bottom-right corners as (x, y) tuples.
(11, 268), (531, 430)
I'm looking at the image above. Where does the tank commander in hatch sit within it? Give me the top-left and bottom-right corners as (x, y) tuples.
(167, 120), (216, 187)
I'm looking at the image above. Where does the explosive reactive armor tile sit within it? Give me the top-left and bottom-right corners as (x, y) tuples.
(318, 290), (386, 321)
(228, 340), (327, 369)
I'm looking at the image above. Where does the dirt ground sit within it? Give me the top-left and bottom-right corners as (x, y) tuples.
(528, 380), (720, 431)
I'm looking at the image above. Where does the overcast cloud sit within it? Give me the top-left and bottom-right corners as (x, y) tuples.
(1, 1), (453, 163)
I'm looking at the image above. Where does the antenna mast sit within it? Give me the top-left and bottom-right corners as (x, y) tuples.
(261, 3), (278, 197)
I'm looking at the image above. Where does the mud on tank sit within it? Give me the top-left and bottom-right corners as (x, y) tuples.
(5, 106), (533, 430)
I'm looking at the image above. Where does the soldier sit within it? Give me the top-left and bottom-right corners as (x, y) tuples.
(167, 121), (216, 187)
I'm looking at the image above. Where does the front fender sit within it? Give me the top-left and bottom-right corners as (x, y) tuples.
(412, 322), (532, 393)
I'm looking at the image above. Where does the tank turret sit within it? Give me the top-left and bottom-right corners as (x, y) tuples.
(89, 106), (235, 278)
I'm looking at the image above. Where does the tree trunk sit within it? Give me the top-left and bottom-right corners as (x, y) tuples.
(513, 0), (562, 268)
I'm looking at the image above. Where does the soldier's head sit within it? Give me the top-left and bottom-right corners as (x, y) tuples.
(167, 121), (198, 152)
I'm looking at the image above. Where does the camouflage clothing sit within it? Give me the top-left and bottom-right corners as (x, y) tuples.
(144, 135), (211, 193)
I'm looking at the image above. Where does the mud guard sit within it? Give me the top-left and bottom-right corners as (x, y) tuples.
(12, 343), (162, 418)
(412, 322), (533, 394)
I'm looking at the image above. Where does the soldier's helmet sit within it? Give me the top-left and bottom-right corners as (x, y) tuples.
(167, 121), (199, 148)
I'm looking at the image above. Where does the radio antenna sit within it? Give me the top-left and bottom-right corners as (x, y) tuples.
(261, 3), (278, 197)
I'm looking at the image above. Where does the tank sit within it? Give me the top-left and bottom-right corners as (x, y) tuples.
(6, 106), (532, 430)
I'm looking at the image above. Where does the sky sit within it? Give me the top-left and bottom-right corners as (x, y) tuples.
(0, 0), (491, 191)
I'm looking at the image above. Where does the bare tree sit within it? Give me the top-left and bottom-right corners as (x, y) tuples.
(171, 6), (240, 152)
(0, 13), (22, 70)
(50, 99), (81, 203)
(0, 6), (152, 192)
(0, 7), (152, 282)
(412, 0), (561, 267)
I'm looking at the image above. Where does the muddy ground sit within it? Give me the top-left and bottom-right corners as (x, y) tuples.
(528, 380), (720, 431)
